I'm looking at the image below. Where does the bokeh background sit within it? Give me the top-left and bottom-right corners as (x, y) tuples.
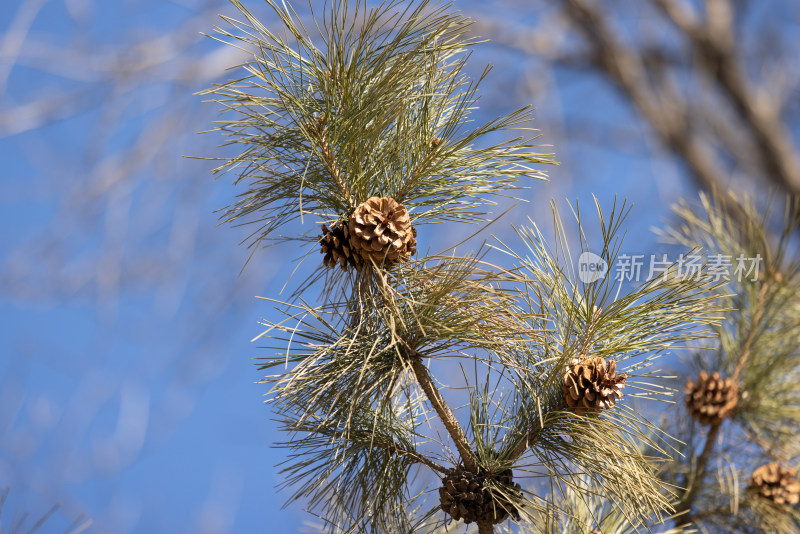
(2, 0), (798, 532)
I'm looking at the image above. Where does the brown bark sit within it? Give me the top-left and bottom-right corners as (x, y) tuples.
(408, 354), (478, 473)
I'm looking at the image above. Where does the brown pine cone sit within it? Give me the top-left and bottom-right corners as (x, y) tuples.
(562, 356), (627, 416)
(347, 196), (416, 266)
(749, 462), (800, 508)
(319, 221), (363, 271)
(438, 465), (521, 525)
(684, 371), (738, 426)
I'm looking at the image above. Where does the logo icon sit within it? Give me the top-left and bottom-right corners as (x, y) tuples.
(578, 251), (607, 283)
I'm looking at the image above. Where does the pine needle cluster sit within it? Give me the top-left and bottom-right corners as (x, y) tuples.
(201, 0), (549, 261)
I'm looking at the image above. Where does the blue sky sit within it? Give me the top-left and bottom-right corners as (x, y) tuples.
(0, 1), (700, 532)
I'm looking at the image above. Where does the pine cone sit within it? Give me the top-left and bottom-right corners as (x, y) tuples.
(749, 462), (800, 508)
(684, 371), (738, 426)
(562, 356), (627, 416)
(348, 196), (416, 265)
(319, 221), (363, 271)
(438, 466), (521, 525)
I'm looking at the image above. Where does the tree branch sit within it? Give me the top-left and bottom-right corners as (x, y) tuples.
(508, 307), (599, 460)
(732, 283), (768, 383)
(309, 119), (354, 208)
(370, 437), (449, 474)
(653, 0), (800, 194)
(408, 354), (479, 473)
(560, 0), (748, 221)
(674, 421), (720, 521)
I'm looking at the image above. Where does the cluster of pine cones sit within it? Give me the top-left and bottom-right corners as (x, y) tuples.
(438, 465), (522, 525)
(749, 462), (800, 509)
(562, 356), (627, 416)
(685, 371), (738, 426)
(319, 196), (417, 271)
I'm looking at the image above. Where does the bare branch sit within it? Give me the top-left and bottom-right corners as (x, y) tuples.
(654, 0), (800, 193)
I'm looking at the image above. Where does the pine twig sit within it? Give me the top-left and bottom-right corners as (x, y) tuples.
(508, 428), (539, 462)
(370, 437), (449, 474)
(509, 308), (599, 460)
(577, 305), (601, 358)
(675, 421), (720, 521)
(732, 282), (768, 383)
(309, 117), (354, 208)
(408, 354), (479, 473)
(508, 398), (568, 462)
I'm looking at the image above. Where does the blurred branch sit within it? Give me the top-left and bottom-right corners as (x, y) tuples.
(473, 0), (800, 214)
(559, 0), (732, 194)
(653, 0), (800, 193)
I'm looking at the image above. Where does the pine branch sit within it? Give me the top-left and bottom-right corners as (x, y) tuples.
(660, 192), (800, 531)
(307, 116), (354, 208)
(407, 353), (478, 473)
(576, 303), (601, 358)
(200, 2), (785, 532)
(675, 251), (770, 523)
(674, 421), (721, 521)
(370, 436), (448, 474)
(507, 398), (566, 462)
(731, 282), (768, 383)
